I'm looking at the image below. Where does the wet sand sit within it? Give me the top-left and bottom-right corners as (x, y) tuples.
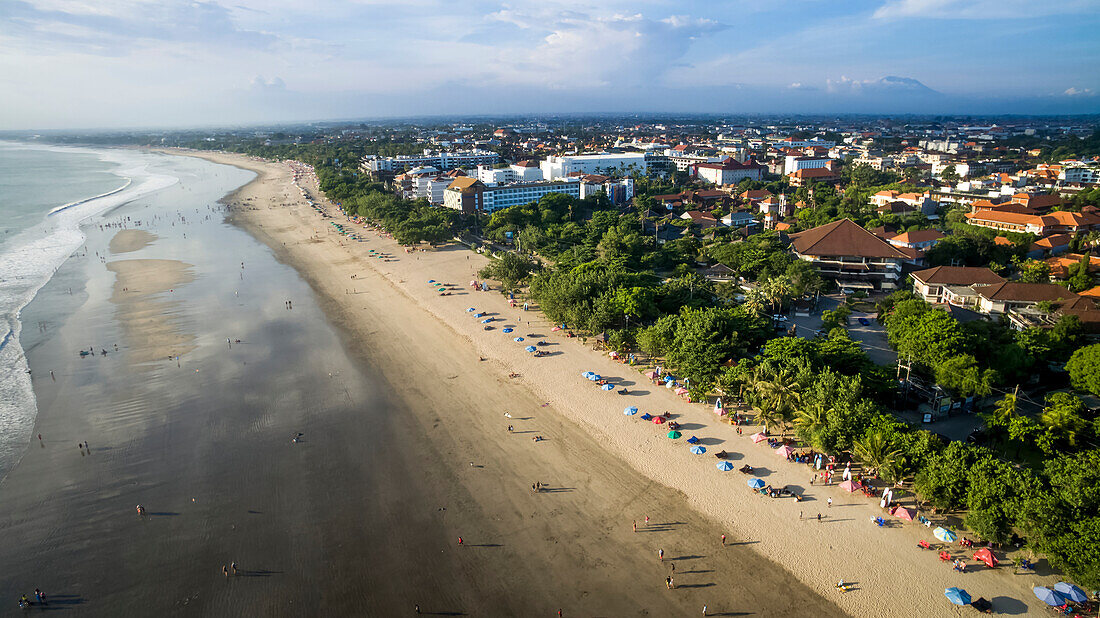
(0, 151), (844, 616)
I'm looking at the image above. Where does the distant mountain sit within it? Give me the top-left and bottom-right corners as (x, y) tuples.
(871, 76), (940, 94)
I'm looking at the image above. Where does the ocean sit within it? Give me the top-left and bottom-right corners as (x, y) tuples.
(0, 142), (180, 476)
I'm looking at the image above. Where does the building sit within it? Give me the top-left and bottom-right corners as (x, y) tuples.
(721, 210), (757, 228)
(1027, 234), (1074, 258)
(577, 175), (634, 205)
(784, 155), (831, 174)
(973, 282), (1080, 314)
(788, 219), (911, 291)
(482, 180), (580, 212)
(442, 177), (486, 213)
(365, 149), (500, 173)
(887, 229), (945, 251)
(541, 153), (647, 180)
(787, 167), (841, 187)
(476, 160), (544, 185)
(694, 159), (765, 185)
(910, 266), (1006, 306)
(1061, 165), (1100, 184)
(965, 209), (1100, 236)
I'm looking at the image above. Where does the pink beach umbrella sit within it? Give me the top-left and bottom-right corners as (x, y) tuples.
(609, 351), (618, 358)
(775, 445), (795, 458)
(674, 387), (689, 396)
(839, 479), (861, 493)
(645, 370), (659, 379)
(895, 507), (914, 521)
(750, 432), (767, 443)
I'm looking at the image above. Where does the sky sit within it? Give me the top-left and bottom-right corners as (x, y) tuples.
(1, 0), (1099, 129)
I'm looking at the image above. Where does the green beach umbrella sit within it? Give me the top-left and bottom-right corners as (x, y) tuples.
(667, 430), (682, 439)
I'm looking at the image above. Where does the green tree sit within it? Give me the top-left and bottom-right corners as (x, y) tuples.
(1015, 258), (1051, 284)
(964, 457), (1034, 543)
(913, 442), (984, 511)
(478, 252), (535, 289)
(1040, 392), (1089, 449)
(934, 354), (994, 397)
(853, 429), (903, 482)
(940, 165), (959, 184)
(1067, 344), (1100, 396)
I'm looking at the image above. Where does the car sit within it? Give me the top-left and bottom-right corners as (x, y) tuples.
(772, 314), (789, 322)
(858, 317), (870, 326)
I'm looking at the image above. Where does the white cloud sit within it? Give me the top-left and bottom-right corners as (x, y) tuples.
(1064, 87), (1095, 97)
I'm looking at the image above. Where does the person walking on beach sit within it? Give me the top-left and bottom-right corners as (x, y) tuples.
(645, 515), (650, 526)
(827, 497), (833, 508)
(415, 604), (420, 614)
(231, 562), (237, 575)
(702, 604), (707, 616)
(721, 534), (726, 546)
(222, 565), (229, 578)
(666, 576), (672, 590)
(817, 513), (822, 523)
(458, 537), (463, 546)
(658, 548), (664, 561)
(633, 520), (637, 533)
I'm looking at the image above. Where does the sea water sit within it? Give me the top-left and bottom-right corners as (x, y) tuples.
(0, 142), (179, 476)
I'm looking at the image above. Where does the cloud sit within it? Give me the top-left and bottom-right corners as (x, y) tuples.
(1064, 87), (1095, 97)
(825, 75), (939, 94)
(873, 0), (1096, 20)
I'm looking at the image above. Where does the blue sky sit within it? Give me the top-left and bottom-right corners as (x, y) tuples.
(1, 0), (1098, 129)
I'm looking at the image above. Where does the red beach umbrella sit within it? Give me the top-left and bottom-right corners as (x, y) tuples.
(973, 548), (998, 568)
(653, 416), (666, 424)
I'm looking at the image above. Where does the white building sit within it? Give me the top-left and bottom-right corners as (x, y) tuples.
(540, 153), (647, 180)
(364, 149), (500, 173)
(476, 160), (544, 186)
(784, 155), (831, 174)
(483, 180), (581, 212)
(694, 159), (765, 186)
(1062, 166), (1100, 184)
(578, 175), (634, 204)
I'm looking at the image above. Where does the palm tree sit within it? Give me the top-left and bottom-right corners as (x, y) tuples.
(751, 365), (802, 437)
(981, 394), (1018, 451)
(757, 406), (787, 437)
(794, 402), (832, 446)
(742, 288), (767, 315)
(853, 430), (902, 483)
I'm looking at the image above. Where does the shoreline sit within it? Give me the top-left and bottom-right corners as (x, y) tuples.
(171, 148), (1058, 616)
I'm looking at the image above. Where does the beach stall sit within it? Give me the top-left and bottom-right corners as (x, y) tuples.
(750, 432), (767, 443)
(839, 479), (861, 493)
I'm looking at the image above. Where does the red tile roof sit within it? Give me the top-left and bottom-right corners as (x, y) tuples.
(911, 266), (1005, 286)
(789, 219), (910, 259)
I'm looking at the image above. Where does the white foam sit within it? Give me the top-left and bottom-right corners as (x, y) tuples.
(0, 145), (179, 477)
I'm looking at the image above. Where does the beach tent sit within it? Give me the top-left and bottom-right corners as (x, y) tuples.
(652, 416), (666, 424)
(775, 445), (795, 458)
(1054, 582), (1088, 604)
(944, 588), (971, 606)
(525, 346), (537, 352)
(667, 430), (682, 439)
(894, 507), (913, 521)
(1033, 587), (1067, 607)
(973, 548), (998, 568)
(623, 407), (638, 416)
(686, 436), (699, 444)
(750, 432), (767, 443)
(716, 461), (734, 471)
(748, 478), (765, 488)
(601, 384), (614, 391)
(839, 479), (861, 493)
(933, 527), (957, 543)
(690, 445), (706, 454)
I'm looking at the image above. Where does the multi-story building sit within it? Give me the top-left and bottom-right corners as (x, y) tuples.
(364, 149), (500, 173)
(693, 159), (765, 185)
(910, 266), (1006, 307)
(577, 175), (634, 205)
(784, 155), (831, 174)
(482, 180), (581, 212)
(788, 219), (911, 291)
(1061, 165), (1100, 184)
(476, 160), (543, 185)
(442, 178), (487, 213)
(541, 153), (647, 180)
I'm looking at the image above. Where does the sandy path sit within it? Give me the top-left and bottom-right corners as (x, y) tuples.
(180, 150), (1057, 616)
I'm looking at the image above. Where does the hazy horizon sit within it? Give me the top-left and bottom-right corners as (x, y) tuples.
(2, 0), (1099, 130)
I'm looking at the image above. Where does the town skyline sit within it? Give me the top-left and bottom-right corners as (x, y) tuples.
(2, 0), (1100, 130)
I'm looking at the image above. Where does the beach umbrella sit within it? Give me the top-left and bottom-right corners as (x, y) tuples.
(653, 416), (666, 424)
(667, 430), (682, 439)
(641, 413), (653, 421)
(609, 351), (618, 358)
(482, 318), (493, 323)
(1034, 587), (1067, 606)
(582, 371), (594, 379)
(624, 406), (638, 415)
(933, 527), (957, 543)
(503, 328), (513, 334)
(690, 445), (706, 454)
(475, 313), (485, 318)
(437, 287), (447, 292)
(664, 376), (675, 383)
(525, 346), (537, 353)
(686, 436), (699, 444)
(894, 507), (913, 521)
(551, 326), (561, 331)
(973, 548), (998, 568)
(775, 445), (795, 458)
(748, 478), (765, 488)
(944, 588), (971, 606)
(839, 479), (861, 493)
(589, 374), (601, 381)
(675, 387), (689, 396)
(645, 370), (659, 379)
(750, 432), (767, 443)
(514, 337), (524, 342)
(1054, 582), (1088, 604)
(428, 279), (435, 283)
(601, 384), (614, 391)
(716, 461), (734, 471)
(466, 307), (476, 312)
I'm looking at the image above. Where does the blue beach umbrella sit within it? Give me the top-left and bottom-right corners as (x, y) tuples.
(716, 461), (734, 471)
(481, 318), (493, 323)
(525, 346), (537, 352)
(588, 374), (601, 381)
(690, 445), (706, 454)
(503, 328), (513, 334)
(514, 337), (524, 342)
(686, 436), (699, 444)
(933, 527), (957, 543)
(624, 406), (638, 415)
(466, 307), (476, 312)
(748, 478), (765, 488)
(945, 588), (972, 606)
(1054, 583), (1087, 604)
(601, 383), (614, 391)
(475, 313), (485, 318)
(1034, 587), (1066, 606)
(428, 279), (435, 283)
(641, 413), (653, 421)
